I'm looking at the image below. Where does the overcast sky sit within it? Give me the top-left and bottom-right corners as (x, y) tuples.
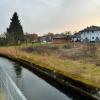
(1, 0), (100, 35)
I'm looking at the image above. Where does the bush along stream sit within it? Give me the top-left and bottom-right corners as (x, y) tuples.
(0, 54), (100, 100)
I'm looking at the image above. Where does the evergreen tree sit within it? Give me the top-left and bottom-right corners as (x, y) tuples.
(6, 12), (24, 44)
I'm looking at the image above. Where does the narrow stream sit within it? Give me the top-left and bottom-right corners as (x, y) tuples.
(0, 57), (92, 100)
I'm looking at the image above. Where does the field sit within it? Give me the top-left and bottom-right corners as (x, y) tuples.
(0, 42), (100, 88)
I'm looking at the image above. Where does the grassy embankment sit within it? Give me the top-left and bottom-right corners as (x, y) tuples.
(0, 88), (6, 100)
(0, 43), (100, 88)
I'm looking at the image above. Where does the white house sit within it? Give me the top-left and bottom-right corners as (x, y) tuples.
(73, 26), (100, 42)
(72, 32), (81, 42)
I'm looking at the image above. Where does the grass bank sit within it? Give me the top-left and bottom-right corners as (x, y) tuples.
(0, 45), (100, 89)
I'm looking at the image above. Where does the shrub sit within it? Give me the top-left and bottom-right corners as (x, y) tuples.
(63, 45), (72, 49)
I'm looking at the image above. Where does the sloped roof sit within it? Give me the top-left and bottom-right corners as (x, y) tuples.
(73, 25), (100, 37)
(53, 34), (66, 39)
(80, 25), (100, 33)
(72, 32), (81, 38)
(53, 34), (71, 39)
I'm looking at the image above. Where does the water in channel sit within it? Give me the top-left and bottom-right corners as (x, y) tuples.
(0, 57), (79, 100)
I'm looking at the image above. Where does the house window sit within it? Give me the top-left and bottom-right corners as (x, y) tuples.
(85, 37), (88, 39)
(92, 37), (94, 39)
(87, 31), (89, 33)
(96, 37), (98, 39)
(92, 30), (94, 33)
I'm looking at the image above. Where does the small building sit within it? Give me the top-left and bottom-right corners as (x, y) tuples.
(38, 36), (47, 44)
(38, 34), (54, 44)
(72, 33), (81, 42)
(52, 34), (71, 44)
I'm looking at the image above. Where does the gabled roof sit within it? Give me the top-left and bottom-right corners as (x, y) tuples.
(53, 34), (66, 39)
(73, 32), (81, 38)
(73, 25), (100, 37)
(80, 25), (100, 33)
(53, 34), (71, 39)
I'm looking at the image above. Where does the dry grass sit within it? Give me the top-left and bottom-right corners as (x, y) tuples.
(0, 43), (100, 88)
(0, 88), (6, 100)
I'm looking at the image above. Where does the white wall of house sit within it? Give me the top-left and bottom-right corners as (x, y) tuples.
(73, 38), (77, 42)
(80, 31), (100, 42)
(72, 37), (80, 42)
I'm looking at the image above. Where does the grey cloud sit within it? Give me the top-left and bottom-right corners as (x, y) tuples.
(0, 0), (100, 34)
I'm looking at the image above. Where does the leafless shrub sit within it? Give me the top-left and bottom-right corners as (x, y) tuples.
(21, 45), (60, 55)
(82, 43), (97, 57)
